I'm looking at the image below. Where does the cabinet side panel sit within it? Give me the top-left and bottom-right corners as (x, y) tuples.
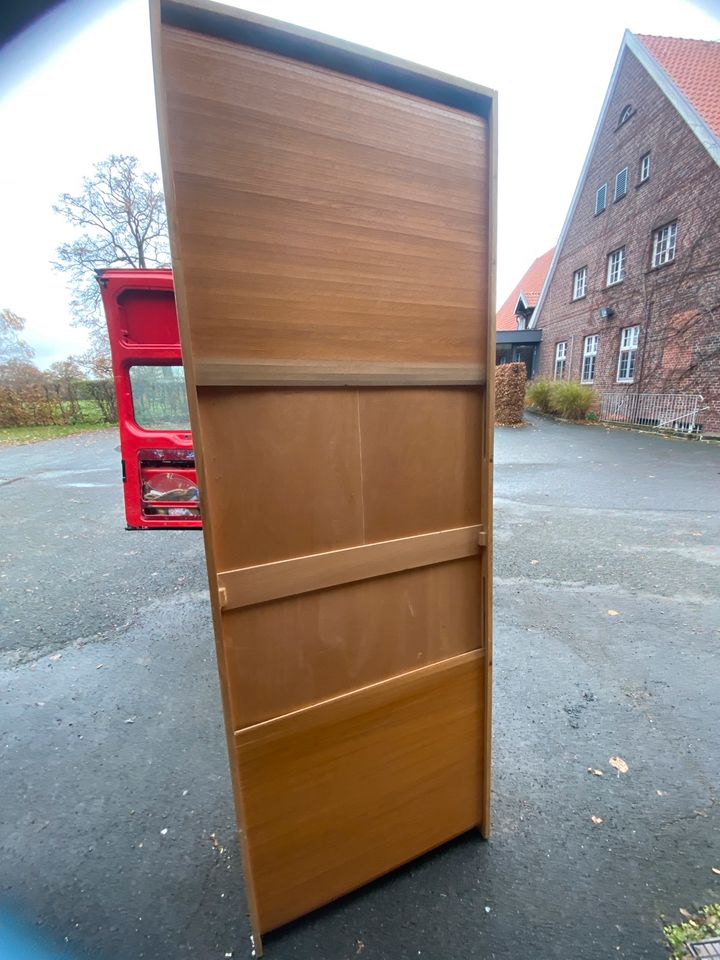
(161, 26), (488, 367)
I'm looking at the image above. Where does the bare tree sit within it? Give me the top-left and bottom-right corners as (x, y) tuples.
(54, 154), (170, 358)
(47, 358), (84, 382)
(0, 308), (34, 364)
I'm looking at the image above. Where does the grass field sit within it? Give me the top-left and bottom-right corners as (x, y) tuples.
(0, 422), (116, 446)
(0, 398), (118, 447)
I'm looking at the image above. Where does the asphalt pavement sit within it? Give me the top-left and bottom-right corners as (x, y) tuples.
(1, 417), (718, 959)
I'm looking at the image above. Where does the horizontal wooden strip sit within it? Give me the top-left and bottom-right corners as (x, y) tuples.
(195, 359), (485, 387)
(218, 524), (485, 611)
(234, 648), (484, 932)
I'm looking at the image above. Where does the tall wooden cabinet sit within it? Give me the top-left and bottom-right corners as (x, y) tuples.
(151, 1), (496, 951)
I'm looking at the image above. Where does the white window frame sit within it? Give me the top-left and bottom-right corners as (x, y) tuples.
(607, 246), (625, 286)
(652, 221), (677, 268)
(554, 341), (567, 380)
(617, 326), (639, 383)
(572, 266), (587, 300)
(595, 184), (607, 215)
(614, 167), (628, 201)
(640, 152), (651, 183)
(619, 104), (633, 125)
(581, 335), (598, 383)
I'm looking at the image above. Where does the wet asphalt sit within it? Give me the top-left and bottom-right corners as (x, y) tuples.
(0, 416), (718, 960)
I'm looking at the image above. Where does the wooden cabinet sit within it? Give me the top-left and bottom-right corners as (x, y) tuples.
(151, 1), (496, 951)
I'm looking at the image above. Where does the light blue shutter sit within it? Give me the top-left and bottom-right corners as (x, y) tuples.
(595, 184), (607, 214)
(614, 167), (628, 200)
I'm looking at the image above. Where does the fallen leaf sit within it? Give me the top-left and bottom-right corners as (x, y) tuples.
(679, 908), (692, 919)
(607, 610), (619, 617)
(712, 867), (720, 876)
(588, 768), (604, 777)
(209, 833), (225, 854)
(591, 815), (603, 825)
(609, 756), (629, 774)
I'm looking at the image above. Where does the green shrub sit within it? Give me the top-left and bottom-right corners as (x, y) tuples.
(549, 381), (597, 420)
(525, 378), (554, 414)
(664, 903), (720, 959)
(525, 379), (598, 420)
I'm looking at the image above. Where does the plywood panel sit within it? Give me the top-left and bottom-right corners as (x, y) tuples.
(161, 25), (488, 367)
(236, 649), (484, 933)
(224, 556), (483, 727)
(360, 388), (484, 542)
(198, 387), (363, 570)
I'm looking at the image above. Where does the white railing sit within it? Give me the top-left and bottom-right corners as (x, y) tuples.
(600, 393), (704, 433)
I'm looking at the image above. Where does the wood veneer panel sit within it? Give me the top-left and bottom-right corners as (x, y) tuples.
(224, 556), (483, 728)
(360, 387), (484, 542)
(235, 649), (484, 933)
(161, 26), (488, 368)
(197, 387), (363, 571)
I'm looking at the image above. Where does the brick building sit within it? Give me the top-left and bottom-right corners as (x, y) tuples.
(495, 248), (553, 377)
(530, 32), (720, 435)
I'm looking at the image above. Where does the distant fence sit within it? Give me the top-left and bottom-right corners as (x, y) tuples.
(600, 393), (704, 433)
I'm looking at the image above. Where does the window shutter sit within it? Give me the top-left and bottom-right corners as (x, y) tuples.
(595, 184), (607, 214)
(614, 167), (628, 200)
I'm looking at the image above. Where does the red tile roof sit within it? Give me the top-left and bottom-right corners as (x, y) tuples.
(496, 248), (555, 331)
(637, 34), (720, 138)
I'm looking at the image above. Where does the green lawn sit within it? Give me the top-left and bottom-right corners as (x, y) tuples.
(0, 422), (115, 446)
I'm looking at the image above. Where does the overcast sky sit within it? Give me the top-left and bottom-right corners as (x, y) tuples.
(0, 0), (718, 368)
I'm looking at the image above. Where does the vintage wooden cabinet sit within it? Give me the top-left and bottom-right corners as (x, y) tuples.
(151, 0), (496, 952)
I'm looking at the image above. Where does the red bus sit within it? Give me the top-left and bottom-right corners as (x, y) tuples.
(98, 268), (201, 529)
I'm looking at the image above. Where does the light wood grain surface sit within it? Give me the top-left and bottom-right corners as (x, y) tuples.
(218, 524), (484, 611)
(162, 25), (488, 367)
(236, 649), (484, 932)
(153, 1), (495, 945)
(223, 556), (484, 727)
(194, 359), (485, 387)
(197, 387), (484, 572)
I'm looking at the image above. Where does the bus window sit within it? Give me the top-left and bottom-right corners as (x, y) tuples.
(129, 364), (191, 431)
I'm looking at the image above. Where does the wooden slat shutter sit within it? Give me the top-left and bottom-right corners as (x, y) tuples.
(151, 1), (496, 951)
